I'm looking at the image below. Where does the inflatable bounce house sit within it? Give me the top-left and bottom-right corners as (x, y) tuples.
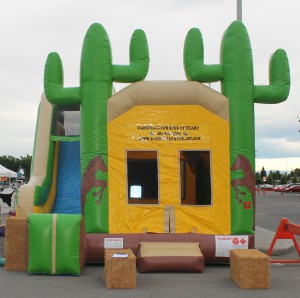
(5, 21), (290, 275)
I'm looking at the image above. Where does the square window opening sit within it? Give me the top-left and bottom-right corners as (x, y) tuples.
(127, 151), (159, 205)
(180, 150), (212, 205)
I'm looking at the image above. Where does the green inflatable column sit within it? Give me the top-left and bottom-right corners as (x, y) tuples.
(44, 23), (149, 233)
(184, 21), (290, 234)
(221, 22), (256, 233)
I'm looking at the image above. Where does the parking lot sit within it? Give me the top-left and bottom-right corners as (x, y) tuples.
(0, 191), (299, 298)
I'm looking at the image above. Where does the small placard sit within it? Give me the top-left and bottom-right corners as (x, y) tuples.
(104, 238), (124, 249)
(112, 253), (128, 258)
(215, 235), (248, 257)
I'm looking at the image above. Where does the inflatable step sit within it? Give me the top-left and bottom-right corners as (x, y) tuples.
(137, 242), (205, 273)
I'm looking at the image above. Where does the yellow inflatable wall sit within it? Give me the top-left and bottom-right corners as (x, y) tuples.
(108, 98), (230, 234)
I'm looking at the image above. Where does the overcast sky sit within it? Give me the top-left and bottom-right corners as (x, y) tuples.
(0, 0), (299, 172)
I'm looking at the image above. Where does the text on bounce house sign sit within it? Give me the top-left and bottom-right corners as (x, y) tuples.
(128, 123), (209, 143)
(215, 235), (249, 257)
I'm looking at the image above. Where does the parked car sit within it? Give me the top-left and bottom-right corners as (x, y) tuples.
(282, 183), (300, 192)
(274, 185), (286, 192)
(260, 184), (274, 191)
(283, 185), (300, 193)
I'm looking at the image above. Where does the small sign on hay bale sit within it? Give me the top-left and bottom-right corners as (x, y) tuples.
(105, 249), (136, 289)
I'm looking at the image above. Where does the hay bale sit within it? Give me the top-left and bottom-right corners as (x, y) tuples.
(105, 249), (136, 289)
(5, 217), (28, 271)
(230, 249), (270, 289)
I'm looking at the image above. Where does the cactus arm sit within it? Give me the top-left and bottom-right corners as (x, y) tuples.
(254, 49), (290, 103)
(112, 29), (149, 82)
(184, 28), (222, 82)
(44, 52), (80, 106)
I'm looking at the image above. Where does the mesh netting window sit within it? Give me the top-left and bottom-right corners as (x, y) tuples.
(51, 105), (80, 136)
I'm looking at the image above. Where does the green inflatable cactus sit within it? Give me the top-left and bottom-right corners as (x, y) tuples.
(184, 21), (290, 234)
(44, 23), (149, 232)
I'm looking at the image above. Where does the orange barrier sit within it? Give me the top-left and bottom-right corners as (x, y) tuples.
(267, 218), (300, 264)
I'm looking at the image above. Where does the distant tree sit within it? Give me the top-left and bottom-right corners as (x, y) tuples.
(293, 168), (300, 182)
(290, 168), (300, 178)
(294, 168), (300, 176)
(273, 170), (282, 181)
(260, 166), (267, 179)
(267, 171), (274, 185)
(256, 172), (262, 185)
(0, 155), (19, 172)
(280, 174), (288, 184)
(0, 154), (32, 180)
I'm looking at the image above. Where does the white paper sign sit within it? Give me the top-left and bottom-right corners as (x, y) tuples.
(215, 235), (248, 257)
(112, 253), (128, 258)
(104, 238), (124, 249)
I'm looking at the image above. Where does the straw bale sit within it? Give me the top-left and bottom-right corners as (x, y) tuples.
(105, 249), (136, 289)
(5, 217), (28, 271)
(230, 249), (270, 289)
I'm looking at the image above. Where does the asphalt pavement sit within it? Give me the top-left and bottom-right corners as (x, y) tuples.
(255, 191), (300, 256)
(0, 191), (299, 298)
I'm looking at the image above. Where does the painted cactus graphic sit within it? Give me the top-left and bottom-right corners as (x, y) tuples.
(44, 23), (149, 232)
(184, 21), (290, 234)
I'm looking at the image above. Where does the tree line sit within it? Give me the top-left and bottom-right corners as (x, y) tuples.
(256, 167), (300, 185)
(0, 155), (32, 180)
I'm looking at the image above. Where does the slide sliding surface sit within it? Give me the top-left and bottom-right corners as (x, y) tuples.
(53, 141), (81, 214)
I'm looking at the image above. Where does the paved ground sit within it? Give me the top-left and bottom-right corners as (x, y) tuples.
(256, 191), (300, 230)
(255, 191), (300, 255)
(0, 191), (299, 297)
(1, 258), (300, 298)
